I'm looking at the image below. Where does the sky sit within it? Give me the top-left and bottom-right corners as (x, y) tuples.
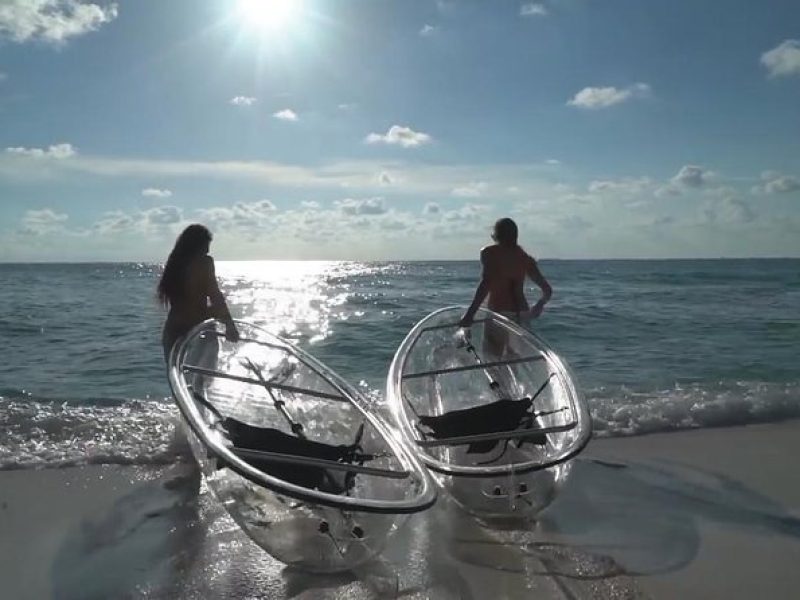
(0, 0), (799, 261)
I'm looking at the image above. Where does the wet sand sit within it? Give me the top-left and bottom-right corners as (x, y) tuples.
(1, 420), (799, 599)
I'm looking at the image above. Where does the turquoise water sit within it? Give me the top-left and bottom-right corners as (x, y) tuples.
(1, 259), (798, 469)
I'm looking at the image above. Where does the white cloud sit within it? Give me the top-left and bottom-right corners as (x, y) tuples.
(197, 200), (277, 234)
(753, 171), (800, 194)
(419, 24), (437, 36)
(0, 0), (118, 44)
(544, 159), (561, 166)
(654, 184), (682, 198)
(671, 165), (710, 188)
(337, 103), (357, 111)
(5, 143), (76, 159)
(761, 40), (800, 78)
(335, 197), (387, 216)
(452, 181), (488, 198)
(567, 83), (651, 109)
(702, 197), (755, 225)
(588, 177), (652, 195)
(145, 205), (182, 225)
(141, 187), (172, 198)
(230, 96), (257, 106)
(20, 208), (68, 235)
(520, 4), (548, 17)
(273, 108), (298, 121)
(93, 205), (183, 235)
(365, 125), (432, 148)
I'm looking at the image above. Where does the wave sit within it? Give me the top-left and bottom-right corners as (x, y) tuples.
(589, 380), (800, 437)
(0, 391), (189, 471)
(2, 380), (799, 470)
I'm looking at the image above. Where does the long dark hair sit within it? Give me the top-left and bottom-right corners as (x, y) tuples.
(157, 224), (212, 306)
(492, 217), (518, 247)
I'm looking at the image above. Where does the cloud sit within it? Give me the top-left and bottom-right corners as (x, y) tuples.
(544, 159), (561, 166)
(230, 96), (257, 106)
(337, 103), (357, 111)
(423, 202), (441, 215)
(761, 40), (800, 78)
(20, 208), (68, 235)
(378, 171), (394, 186)
(452, 181), (488, 198)
(0, 72), (7, 83)
(753, 171), (800, 194)
(273, 108), (298, 121)
(5, 143), (76, 159)
(198, 200), (277, 231)
(520, 4), (548, 17)
(93, 205), (183, 235)
(567, 83), (651, 109)
(702, 197), (755, 225)
(335, 197), (387, 216)
(0, 0), (118, 44)
(671, 165), (710, 188)
(141, 187), (172, 198)
(588, 177), (652, 195)
(365, 125), (432, 148)
(419, 24), (437, 36)
(145, 205), (182, 225)
(654, 184), (682, 198)
(557, 215), (590, 231)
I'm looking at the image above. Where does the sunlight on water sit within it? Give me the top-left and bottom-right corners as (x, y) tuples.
(215, 261), (384, 345)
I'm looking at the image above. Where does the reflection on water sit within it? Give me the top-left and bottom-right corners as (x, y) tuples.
(216, 261), (394, 345)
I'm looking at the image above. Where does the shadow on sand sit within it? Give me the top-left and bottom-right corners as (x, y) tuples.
(50, 454), (800, 599)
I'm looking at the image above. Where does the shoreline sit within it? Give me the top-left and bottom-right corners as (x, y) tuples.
(1, 420), (799, 599)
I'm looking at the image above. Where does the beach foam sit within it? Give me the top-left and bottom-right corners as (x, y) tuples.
(2, 379), (799, 470)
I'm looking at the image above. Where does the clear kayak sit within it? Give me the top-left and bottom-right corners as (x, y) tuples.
(168, 319), (436, 572)
(387, 307), (592, 521)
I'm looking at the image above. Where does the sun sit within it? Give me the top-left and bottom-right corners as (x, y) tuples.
(236, 0), (300, 31)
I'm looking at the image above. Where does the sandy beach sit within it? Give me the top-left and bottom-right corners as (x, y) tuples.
(2, 420), (799, 599)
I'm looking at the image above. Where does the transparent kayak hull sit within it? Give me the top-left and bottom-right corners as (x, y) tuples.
(169, 319), (436, 572)
(387, 307), (591, 521)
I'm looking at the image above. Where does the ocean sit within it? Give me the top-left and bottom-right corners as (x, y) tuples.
(1, 259), (798, 472)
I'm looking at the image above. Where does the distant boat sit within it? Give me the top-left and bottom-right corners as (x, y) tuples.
(387, 307), (591, 522)
(168, 319), (436, 572)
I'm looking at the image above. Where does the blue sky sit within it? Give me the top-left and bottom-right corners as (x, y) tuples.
(1, 0), (799, 260)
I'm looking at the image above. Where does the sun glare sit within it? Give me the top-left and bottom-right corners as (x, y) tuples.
(237, 0), (300, 31)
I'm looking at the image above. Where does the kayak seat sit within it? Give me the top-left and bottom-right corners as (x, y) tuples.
(418, 398), (546, 454)
(221, 418), (367, 494)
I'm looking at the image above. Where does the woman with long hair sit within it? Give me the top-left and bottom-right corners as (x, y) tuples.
(158, 224), (239, 359)
(459, 217), (552, 354)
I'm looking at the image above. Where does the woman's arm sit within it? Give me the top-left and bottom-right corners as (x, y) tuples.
(526, 255), (552, 318)
(459, 249), (492, 327)
(204, 257), (240, 341)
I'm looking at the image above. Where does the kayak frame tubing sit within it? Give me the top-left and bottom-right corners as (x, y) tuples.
(402, 354), (545, 380)
(169, 319), (437, 514)
(415, 421), (578, 448)
(182, 364), (350, 402)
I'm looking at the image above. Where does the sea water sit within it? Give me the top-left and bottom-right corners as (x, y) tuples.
(1, 259), (798, 471)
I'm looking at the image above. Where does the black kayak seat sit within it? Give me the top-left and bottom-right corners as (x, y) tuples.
(220, 418), (360, 494)
(418, 398), (546, 453)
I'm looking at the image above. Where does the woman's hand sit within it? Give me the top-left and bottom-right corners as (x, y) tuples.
(529, 300), (546, 320)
